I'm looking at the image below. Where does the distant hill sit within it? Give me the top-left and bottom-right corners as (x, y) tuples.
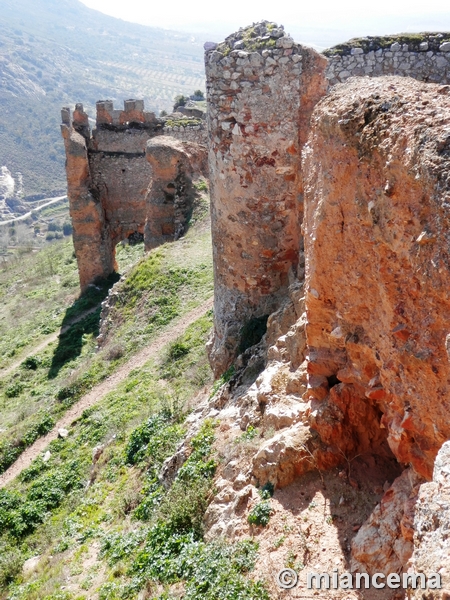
(0, 0), (207, 200)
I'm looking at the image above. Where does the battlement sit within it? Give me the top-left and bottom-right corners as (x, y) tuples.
(61, 96), (207, 292)
(61, 100), (158, 133)
(61, 103), (90, 139)
(95, 99), (157, 127)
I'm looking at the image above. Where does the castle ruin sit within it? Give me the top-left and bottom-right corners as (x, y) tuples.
(61, 100), (206, 291)
(58, 23), (450, 591)
(205, 26), (450, 374)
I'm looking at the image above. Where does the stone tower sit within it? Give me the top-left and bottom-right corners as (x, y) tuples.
(205, 22), (327, 375)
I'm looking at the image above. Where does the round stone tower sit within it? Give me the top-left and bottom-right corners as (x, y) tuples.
(205, 21), (328, 375)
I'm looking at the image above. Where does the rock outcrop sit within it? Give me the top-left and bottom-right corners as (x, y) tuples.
(199, 65), (450, 589)
(351, 468), (423, 575)
(303, 76), (450, 481)
(409, 441), (450, 597)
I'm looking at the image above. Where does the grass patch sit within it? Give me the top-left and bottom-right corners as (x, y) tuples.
(0, 307), (268, 599)
(0, 203), (268, 599)
(0, 209), (213, 475)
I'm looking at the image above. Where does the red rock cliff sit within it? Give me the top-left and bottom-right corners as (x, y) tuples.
(303, 76), (450, 480)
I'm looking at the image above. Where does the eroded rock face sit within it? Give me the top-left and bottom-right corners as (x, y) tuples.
(408, 441), (450, 597)
(303, 76), (450, 480)
(351, 468), (423, 574)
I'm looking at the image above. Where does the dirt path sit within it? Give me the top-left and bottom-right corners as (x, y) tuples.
(0, 297), (213, 488)
(0, 305), (101, 379)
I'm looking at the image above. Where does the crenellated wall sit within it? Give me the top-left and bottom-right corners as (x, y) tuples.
(61, 100), (207, 291)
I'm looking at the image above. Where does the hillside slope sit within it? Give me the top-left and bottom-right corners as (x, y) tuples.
(0, 0), (206, 201)
(0, 192), (259, 600)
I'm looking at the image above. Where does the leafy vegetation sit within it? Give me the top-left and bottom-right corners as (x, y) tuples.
(0, 201), (212, 475)
(0, 306), (268, 598)
(247, 485), (274, 527)
(0, 199), (269, 598)
(247, 500), (272, 527)
(164, 116), (203, 128)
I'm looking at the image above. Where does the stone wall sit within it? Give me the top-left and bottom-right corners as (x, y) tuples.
(61, 100), (206, 291)
(325, 33), (450, 85)
(205, 21), (327, 376)
(163, 123), (207, 145)
(145, 136), (208, 247)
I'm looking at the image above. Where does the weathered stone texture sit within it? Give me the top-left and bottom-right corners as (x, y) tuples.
(163, 123), (207, 145)
(200, 25), (450, 585)
(205, 22), (327, 376)
(61, 101), (206, 290)
(145, 136), (208, 247)
(326, 33), (450, 86)
(351, 468), (423, 575)
(409, 441), (450, 597)
(303, 76), (450, 480)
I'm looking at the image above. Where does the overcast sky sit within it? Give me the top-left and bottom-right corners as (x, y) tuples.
(79, 0), (450, 48)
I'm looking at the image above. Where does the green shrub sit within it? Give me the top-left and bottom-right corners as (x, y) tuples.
(21, 355), (40, 370)
(0, 549), (22, 588)
(22, 414), (54, 445)
(5, 381), (24, 398)
(132, 521), (197, 583)
(0, 460), (83, 538)
(19, 456), (47, 483)
(167, 340), (190, 360)
(260, 481), (274, 498)
(100, 529), (147, 566)
(247, 483), (274, 526)
(247, 500), (272, 527)
(62, 222), (72, 236)
(55, 382), (83, 402)
(132, 536), (269, 600)
(125, 411), (183, 467)
(182, 540), (269, 600)
(158, 475), (212, 538)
